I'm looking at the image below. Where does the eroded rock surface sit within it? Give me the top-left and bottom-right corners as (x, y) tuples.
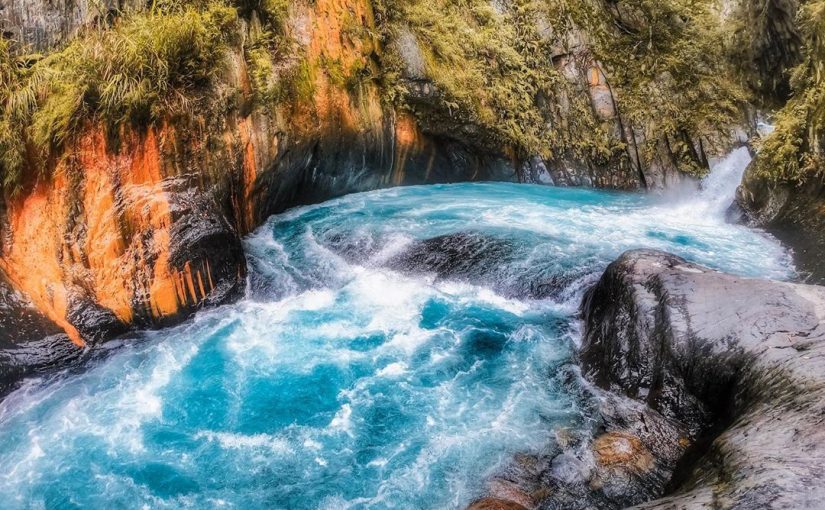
(581, 249), (825, 509)
(474, 249), (825, 509)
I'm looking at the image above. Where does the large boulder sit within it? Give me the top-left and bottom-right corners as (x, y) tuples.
(579, 249), (825, 509)
(476, 249), (825, 510)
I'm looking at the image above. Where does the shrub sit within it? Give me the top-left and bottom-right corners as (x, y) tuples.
(754, 0), (825, 182)
(376, 0), (746, 175)
(546, 0), (747, 175)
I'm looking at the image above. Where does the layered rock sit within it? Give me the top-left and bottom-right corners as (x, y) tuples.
(0, 268), (84, 396)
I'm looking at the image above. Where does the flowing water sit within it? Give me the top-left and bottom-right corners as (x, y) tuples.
(0, 149), (794, 510)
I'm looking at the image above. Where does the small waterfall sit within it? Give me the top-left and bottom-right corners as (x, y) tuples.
(665, 146), (752, 222)
(696, 146), (752, 218)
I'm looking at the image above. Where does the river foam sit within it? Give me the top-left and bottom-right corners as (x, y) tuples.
(0, 152), (794, 509)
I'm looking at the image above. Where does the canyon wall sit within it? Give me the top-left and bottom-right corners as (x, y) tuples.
(0, 0), (736, 384)
(735, 165), (825, 282)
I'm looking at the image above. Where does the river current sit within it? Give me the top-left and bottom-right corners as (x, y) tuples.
(0, 148), (794, 509)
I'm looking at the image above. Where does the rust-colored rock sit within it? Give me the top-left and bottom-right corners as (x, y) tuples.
(593, 431), (655, 473)
(466, 498), (528, 510)
(0, 0), (505, 372)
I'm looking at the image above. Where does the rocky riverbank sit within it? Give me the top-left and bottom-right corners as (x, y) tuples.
(471, 249), (825, 509)
(735, 166), (825, 284)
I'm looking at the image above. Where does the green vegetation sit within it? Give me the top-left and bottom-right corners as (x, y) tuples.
(551, 0), (747, 174)
(0, 0), (306, 194)
(375, 0), (746, 175)
(725, 0), (802, 103)
(754, 0), (825, 182)
(0, 3), (240, 193)
(375, 0), (601, 160)
(0, 0), (817, 194)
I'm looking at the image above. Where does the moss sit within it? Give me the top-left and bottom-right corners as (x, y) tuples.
(725, 0), (802, 103)
(286, 58), (317, 103)
(546, 0), (746, 175)
(374, 0), (576, 158)
(375, 0), (744, 175)
(320, 55), (348, 88)
(754, 0), (825, 183)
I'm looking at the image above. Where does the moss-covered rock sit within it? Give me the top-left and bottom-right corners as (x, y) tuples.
(1, 0), (753, 194)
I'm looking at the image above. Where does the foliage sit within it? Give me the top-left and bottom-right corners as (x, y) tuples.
(0, 3), (240, 194)
(374, 0), (584, 159)
(725, 0), (802, 103)
(546, 0), (747, 175)
(375, 0), (746, 175)
(754, 0), (825, 182)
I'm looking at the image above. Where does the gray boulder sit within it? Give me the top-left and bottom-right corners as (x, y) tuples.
(579, 249), (825, 509)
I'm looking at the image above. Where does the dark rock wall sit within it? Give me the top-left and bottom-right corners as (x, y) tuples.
(736, 163), (825, 283)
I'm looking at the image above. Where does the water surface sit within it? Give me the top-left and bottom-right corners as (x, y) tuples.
(0, 149), (793, 509)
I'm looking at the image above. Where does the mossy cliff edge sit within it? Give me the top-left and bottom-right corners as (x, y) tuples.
(733, 1), (825, 281)
(0, 0), (750, 384)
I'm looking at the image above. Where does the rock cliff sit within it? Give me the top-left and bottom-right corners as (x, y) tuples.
(736, 165), (825, 283)
(0, 0), (746, 389)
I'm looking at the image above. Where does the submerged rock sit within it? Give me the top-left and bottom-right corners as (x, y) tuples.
(466, 499), (528, 510)
(384, 231), (581, 300)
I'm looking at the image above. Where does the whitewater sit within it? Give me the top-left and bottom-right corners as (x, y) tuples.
(0, 147), (794, 509)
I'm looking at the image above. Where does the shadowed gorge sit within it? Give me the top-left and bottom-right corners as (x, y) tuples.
(1, 0), (825, 508)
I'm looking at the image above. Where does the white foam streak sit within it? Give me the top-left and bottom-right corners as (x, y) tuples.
(194, 431), (292, 454)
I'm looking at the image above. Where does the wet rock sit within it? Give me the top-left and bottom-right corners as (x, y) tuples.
(161, 181), (246, 320)
(384, 232), (580, 300)
(592, 432), (654, 473)
(482, 249), (825, 510)
(0, 270), (83, 396)
(736, 162), (825, 283)
(466, 498), (528, 510)
(578, 249), (825, 509)
(385, 232), (514, 281)
(66, 291), (128, 343)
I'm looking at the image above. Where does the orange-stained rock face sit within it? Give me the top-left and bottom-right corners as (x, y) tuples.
(0, 0), (498, 353)
(0, 125), (248, 346)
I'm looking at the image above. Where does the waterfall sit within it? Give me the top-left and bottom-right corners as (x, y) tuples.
(663, 146), (753, 223)
(697, 146), (752, 218)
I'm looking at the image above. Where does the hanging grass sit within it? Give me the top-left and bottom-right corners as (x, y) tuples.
(0, 3), (240, 194)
